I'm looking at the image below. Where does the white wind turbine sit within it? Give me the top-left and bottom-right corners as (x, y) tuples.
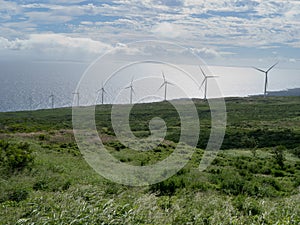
(125, 77), (135, 104)
(158, 71), (174, 101)
(199, 66), (218, 100)
(49, 93), (54, 109)
(72, 92), (80, 107)
(252, 62), (278, 98)
(97, 83), (107, 104)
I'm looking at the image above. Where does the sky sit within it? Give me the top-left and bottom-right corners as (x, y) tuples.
(1, 0), (300, 69)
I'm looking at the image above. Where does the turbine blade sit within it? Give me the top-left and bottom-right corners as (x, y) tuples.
(157, 83), (165, 91)
(131, 76), (135, 83)
(199, 79), (206, 89)
(266, 62), (279, 73)
(162, 71), (166, 82)
(252, 66), (266, 73)
(199, 66), (206, 78)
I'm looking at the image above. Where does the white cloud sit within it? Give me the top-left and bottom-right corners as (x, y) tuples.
(190, 47), (221, 58)
(0, 34), (112, 60)
(25, 10), (74, 23)
(28, 34), (111, 53)
(80, 21), (94, 25)
(0, 0), (299, 65)
(152, 22), (182, 38)
(0, 0), (22, 20)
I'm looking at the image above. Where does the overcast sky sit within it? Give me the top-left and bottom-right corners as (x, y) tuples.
(0, 0), (300, 68)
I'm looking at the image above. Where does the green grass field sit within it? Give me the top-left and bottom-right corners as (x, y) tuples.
(0, 96), (299, 224)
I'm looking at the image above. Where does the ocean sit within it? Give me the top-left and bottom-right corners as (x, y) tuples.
(0, 61), (299, 112)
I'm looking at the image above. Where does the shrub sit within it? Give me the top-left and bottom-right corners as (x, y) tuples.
(272, 169), (285, 177)
(150, 176), (186, 196)
(219, 170), (245, 195)
(0, 140), (34, 172)
(38, 134), (49, 141)
(241, 135), (258, 149)
(8, 188), (29, 202)
(233, 195), (262, 215)
(272, 145), (286, 169)
(33, 180), (48, 191)
(290, 146), (300, 158)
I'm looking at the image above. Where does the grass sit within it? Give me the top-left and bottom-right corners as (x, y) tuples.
(0, 96), (299, 224)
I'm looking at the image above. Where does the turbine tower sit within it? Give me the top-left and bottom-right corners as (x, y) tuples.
(29, 96), (33, 111)
(199, 66), (218, 100)
(158, 71), (174, 101)
(253, 62), (278, 98)
(49, 94), (54, 109)
(125, 77), (135, 104)
(97, 83), (107, 104)
(72, 92), (80, 107)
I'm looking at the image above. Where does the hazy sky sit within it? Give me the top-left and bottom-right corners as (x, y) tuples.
(0, 0), (300, 69)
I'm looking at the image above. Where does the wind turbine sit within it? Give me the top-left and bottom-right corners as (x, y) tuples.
(29, 96), (33, 111)
(72, 92), (80, 107)
(252, 62), (278, 98)
(158, 71), (174, 101)
(125, 77), (135, 104)
(97, 83), (107, 104)
(199, 66), (218, 100)
(49, 94), (54, 109)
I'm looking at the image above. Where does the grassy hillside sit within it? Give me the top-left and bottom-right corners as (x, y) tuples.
(0, 96), (299, 224)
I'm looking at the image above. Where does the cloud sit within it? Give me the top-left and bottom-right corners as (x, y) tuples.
(0, 0), (299, 66)
(189, 47), (221, 58)
(26, 11), (73, 23)
(0, 0), (22, 20)
(152, 22), (182, 38)
(0, 34), (112, 60)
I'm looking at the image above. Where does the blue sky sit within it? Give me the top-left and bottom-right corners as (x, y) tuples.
(0, 0), (300, 68)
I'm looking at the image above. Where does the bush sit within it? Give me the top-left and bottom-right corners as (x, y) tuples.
(272, 169), (285, 177)
(0, 140), (34, 172)
(234, 196), (262, 216)
(0, 185), (30, 203)
(290, 146), (300, 158)
(38, 134), (49, 141)
(8, 188), (29, 202)
(150, 176), (186, 196)
(272, 145), (286, 169)
(219, 170), (245, 195)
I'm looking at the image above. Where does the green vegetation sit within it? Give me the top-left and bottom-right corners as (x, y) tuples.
(0, 96), (299, 224)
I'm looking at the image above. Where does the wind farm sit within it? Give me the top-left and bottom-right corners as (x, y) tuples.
(7, 61), (298, 111)
(1, 61), (299, 225)
(1, 0), (300, 223)
(3, 59), (298, 110)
